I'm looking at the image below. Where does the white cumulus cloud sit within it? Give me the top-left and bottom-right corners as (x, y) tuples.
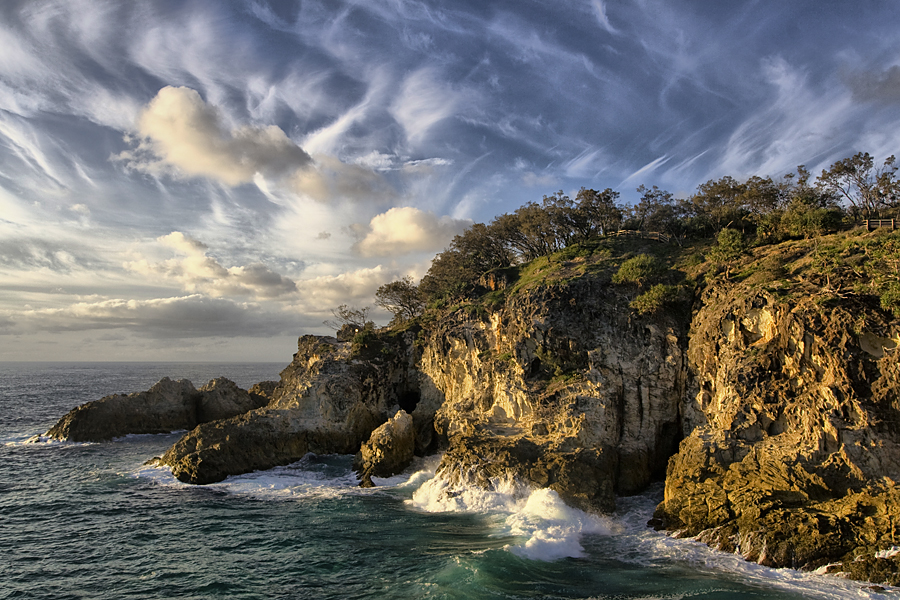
(118, 86), (313, 186)
(351, 207), (471, 257)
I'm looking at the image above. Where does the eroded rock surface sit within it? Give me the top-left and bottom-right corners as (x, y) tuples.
(418, 275), (688, 512)
(160, 335), (417, 484)
(652, 275), (900, 580)
(354, 409), (415, 487)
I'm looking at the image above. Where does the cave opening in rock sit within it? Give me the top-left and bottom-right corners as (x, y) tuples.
(398, 390), (420, 413)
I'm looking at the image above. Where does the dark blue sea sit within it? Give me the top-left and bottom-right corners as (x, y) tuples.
(0, 362), (887, 599)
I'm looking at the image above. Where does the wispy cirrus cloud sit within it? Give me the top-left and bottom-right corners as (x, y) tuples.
(1, 0), (900, 361)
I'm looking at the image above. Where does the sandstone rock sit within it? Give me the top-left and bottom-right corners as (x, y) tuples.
(159, 335), (415, 484)
(435, 432), (617, 513)
(416, 275), (688, 510)
(653, 265), (900, 582)
(354, 410), (415, 486)
(197, 377), (268, 422)
(247, 380), (279, 403)
(46, 377), (199, 442)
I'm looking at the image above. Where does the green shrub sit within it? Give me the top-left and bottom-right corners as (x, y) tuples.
(630, 284), (685, 315)
(611, 254), (662, 287)
(880, 282), (900, 317)
(350, 329), (384, 360)
(781, 207), (844, 239)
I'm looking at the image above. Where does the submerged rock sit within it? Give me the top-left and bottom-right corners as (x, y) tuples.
(46, 376), (267, 442)
(354, 409), (416, 486)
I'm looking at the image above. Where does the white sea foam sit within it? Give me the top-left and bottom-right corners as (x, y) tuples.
(408, 469), (617, 561)
(408, 473), (895, 596)
(134, 453), (366, 500)
(505, 488), (618, 560)
(611, 489), (896, 599)
(3, 434), (94, 447)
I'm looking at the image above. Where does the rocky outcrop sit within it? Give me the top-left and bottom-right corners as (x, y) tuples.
(354, 409), (416, 487)
(46, 377), (267, 442)
(47, 377), (199, 441)
(652, 273), (900, 580)
(197, 377), (269, 422)
(418, 274), (688, 512)
(160, 335), (418, 484)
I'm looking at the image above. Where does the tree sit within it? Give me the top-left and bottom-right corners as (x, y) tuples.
(491, 205), (556, 261)
(375, 276), (424, 323)
(324, 304), (373, 340)
(630, 185), (693, 243)
(450, 223), (513, 275)
(418, 248), (474, 302)
(818, 152), (900, 219)
(572, 187), (622, 238)
(689, 176), (749, 233)
(707, 228), (747, 279)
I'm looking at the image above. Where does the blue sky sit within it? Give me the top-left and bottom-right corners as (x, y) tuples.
(1, 0), (899, 361)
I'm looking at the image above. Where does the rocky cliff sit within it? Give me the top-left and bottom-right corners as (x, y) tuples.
(160, 334), (421, 484)
(43, 228), (900, 584)
(416, 271), (688, 512)
(652, 238), (900, 581)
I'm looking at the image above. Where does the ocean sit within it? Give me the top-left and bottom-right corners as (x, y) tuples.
(0, 362), (887, 599)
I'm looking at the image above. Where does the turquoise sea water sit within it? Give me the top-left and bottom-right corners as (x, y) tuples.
(0, 362), (889, 599)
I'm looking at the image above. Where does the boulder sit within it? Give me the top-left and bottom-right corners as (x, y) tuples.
(436, 432), (617, 513)
(159, 335), (412, 484)
(354, 410), (416, 486)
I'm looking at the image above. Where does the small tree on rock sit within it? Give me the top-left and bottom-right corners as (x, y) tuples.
(324, 304), (373, 341)
(375, 276), (424, 323)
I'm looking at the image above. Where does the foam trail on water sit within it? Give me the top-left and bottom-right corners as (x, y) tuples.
(4, 434), (94, 447)
(135, 453), (363, 500)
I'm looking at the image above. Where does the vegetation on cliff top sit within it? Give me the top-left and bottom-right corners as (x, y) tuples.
(327, 151), (900, 338)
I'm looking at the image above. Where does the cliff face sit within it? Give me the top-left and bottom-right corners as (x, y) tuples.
(417, 274), (688, 512)
(653, 269), (900, 578)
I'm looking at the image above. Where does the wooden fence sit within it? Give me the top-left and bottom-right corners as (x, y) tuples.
(863, 219), (898, 231)
(612, 229), (672, 244)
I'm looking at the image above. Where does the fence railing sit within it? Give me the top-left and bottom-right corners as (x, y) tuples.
(613, 229), (671, 244)
(863, 219), (898, 230)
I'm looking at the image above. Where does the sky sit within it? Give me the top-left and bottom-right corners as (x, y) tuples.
(1, 0), (900, 362)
